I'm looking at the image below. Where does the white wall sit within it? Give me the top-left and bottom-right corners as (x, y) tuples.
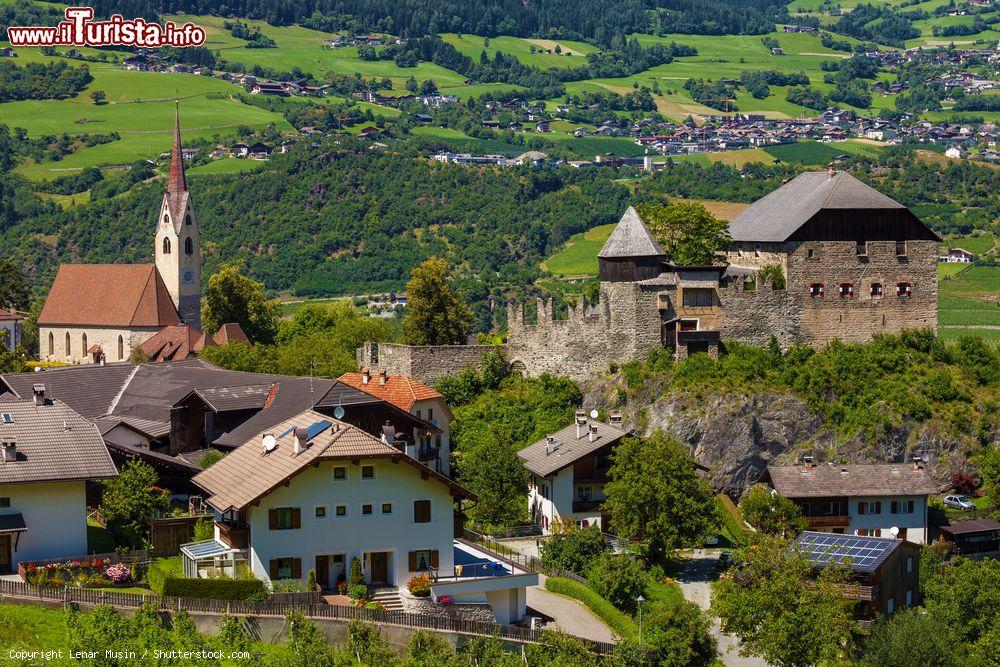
(847, 495), (928, 543)
(2, 480), (89, 566)
(411, 397), (451, 475)
(247, 460), (456, 586)
(530, 469), (604, 534)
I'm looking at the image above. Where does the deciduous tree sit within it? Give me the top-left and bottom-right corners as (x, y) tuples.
(636, 201), (731, 266)
(401, 258), (472, 346)
(0, 258), (29, 311)
(99, 459), (169, 545)
(202, 263), (281, 344)
(739, 483), (807, 537)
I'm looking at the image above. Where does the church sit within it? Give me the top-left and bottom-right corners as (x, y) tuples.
(38, 105), (206, 364)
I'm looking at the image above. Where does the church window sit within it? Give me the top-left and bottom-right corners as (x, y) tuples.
(184, 237), (193, 255)
(185, 214), (192, 226)
(65, 332), (71, 356)
(163, 214), (169, 225)
(162, 237), (171, 254)
(118, 335), (124, 361)
(81, 333), (87, 354)
(48, 332), (54, 356)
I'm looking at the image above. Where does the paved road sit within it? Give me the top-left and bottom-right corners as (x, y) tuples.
(526, 574), (617, 644)
(676, 549), (769, 667)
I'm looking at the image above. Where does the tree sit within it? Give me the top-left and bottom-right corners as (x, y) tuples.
(202, 263), (281, 344)
(0, 335), (24, 374)
(587, 553), (649, 614)
(99, 459), (169, 546)
(922, 557), (1000, 660)
(710, 535), (859, 667)
(642, 598), (717, 667)
(978, 446), (1000, 509)
(347, 620), (399, 666)
(739, 484), (807, 537)
(408, 630), (460, 666)
(270, 611), (342, 667)
(90, 89), (106, 104)
(603, 432), (716, 559)
(401, 258), (473, 346)
(860, 608), (960, 667)
(636, 201), (731, 265)
(0, 258), (30, 311)
(459, 435), (529, 528)
(539, 523), (608, 575)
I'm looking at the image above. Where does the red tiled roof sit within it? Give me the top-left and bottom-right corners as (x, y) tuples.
(140, 325), (216, 362)
(214, 322), (248, 345)
(336, 372), (441, 413)
(38, 264), (181, 328)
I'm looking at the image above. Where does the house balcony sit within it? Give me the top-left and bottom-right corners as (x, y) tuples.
(807, 515), (850, 528)
(429, 539), (538, 599)
(573, 499), (603, 513)
(834, 583), (879, 602)
(216, 521), (249, 549)
(417, 446), (440, 462)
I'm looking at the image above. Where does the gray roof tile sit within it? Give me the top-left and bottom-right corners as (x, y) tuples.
(518, 418), (631, 477)
(598, 206), (665, 258)
(763, 464), (939, 498)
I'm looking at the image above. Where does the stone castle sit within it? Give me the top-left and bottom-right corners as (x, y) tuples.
(360, 169), (940, 383)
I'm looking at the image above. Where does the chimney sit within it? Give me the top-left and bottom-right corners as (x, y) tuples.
(378, 369), (387, 386)
(575, 410), (587, 438)
(293, 428), (308, 455)
(588, 424), (599, 443)
(361, 368), (371, 384)
(32, 383), (46, 407)
(801, 454), (815, 469)
(545, 435), (555, 456)
(828, 163), (835, 180)
(912, 453), (926, 470)
(609, 412), (623, 428)
(2, 440), (16, 463)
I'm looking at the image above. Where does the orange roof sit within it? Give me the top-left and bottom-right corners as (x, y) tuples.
(214, 322), (248, 345)
(337, 371), (442, 413)
(39, 264), (181, 328)
(139, 324), (216, 362)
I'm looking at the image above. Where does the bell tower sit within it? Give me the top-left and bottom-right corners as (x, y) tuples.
(154, 102), (202, 331)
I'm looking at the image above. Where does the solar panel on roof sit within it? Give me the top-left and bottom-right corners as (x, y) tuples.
(306, 420), (332, 441)
(795, 533), (897, 572)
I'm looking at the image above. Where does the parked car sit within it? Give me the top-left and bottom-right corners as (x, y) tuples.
(943, 494), (976, 511)
(717, 551), (733, 569)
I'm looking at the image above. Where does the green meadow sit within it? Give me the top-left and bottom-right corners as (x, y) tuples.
(541, 224), (616, 276)
(440, 33), (598, 69)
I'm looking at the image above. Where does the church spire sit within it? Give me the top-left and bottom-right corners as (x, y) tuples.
(167, 100), (187, 194)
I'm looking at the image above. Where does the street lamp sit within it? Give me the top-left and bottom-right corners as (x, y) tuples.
(637, 595), (645, 645)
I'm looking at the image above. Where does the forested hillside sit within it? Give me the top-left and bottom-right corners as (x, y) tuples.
(89, 0), (788, 42)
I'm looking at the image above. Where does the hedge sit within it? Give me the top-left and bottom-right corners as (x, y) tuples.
(147, 558), (266, 601)
(545, 577), (638, 639)
(716, 493), (752, 547)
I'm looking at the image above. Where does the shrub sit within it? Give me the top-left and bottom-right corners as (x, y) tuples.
(643, 596), (717, 667)
(306, 568), (317, 591)
(408, 630), (455, 665)
(544, 577), (638, 639)
(347, 584), (368, 601)
(349, 556), (365, 587)
(192, 518), (214, 542)
(757, 264), (786, 290)
(952, 472), (977, 496)
(348, 620), (397, 665)
(539, 523), (608, 575)
(147, 558), (266, 600)
(587, 554), (650, 615)
(407, 574), (432, 597)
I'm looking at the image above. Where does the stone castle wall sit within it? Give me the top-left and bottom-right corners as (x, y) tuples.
(718, 279), (803, 349)
(357, 341), (499, 386)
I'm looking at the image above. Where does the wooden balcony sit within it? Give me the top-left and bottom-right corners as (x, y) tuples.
(417, 446), (440, 462)
(573, 499), (603, 513)
(808, 515), (850, 528)
(216, 521), (249, 549)
(834, 583), (879, 601)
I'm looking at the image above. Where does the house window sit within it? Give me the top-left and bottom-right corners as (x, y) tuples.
(897, 282), (912, 297)
(162, 237), (171, 254)
(857, 501), (882, 515)
(332, 466), (347, 481)
(315, 506), (326, 518)
(0, 497), (9, 508)
(576, 486), (592, 500)
(891, 500), (914, 514)
(269, 507), (300, 530)
(907, 557), (913, 573)
(857, 528), (882, 537)
(414, 500), (431, 523)
(809, 283), (824, 298)
(870, 283), (883, 298)
(887, 597), (894, 615)
(427, 408), (434, 422)
(361, 503), (373, 516)
(185, 237), (194, 255)
(821, 501), (841, 516)
(905, 589), (912, 606)
(683, 288), (714, 307)
(335, 504), (347, 518)
(856, 240), (867, 256)
(274, 557), (295, 580)
(381, 502), (393, 515)
(117, 335), (124, 361)
(896, 241), (907, 257)
(412, 549), (431, 571)
(839, 283), (854, 298)
(361, 465), (375, 480)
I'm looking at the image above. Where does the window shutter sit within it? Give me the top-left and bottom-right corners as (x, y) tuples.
(891, 501), (897, 514)
(269, 559), (278, 579)
(414, 500), (430, 523)
(908, 500), (914, 513)
(293, 558), (302, 579)
(430, 550), (439, 568)
(408, 551), (417, 571)
(858, 502), (865, 515)
(269, 509), (278, 530)
(875, 501), (882, 514)
(292, 507), (301, 529)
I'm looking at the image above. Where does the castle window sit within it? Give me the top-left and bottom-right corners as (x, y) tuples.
(809, 283), (824, 298)
(839, 282), (854, 298)
(48, 332), (54, 356)
(118, 335), (124, 361)
(65, 332), (71, 356)
(81, 333), (87, 354)
(683, 288), (714, 307)
(870, 283), (883, 298)
(897, 282), (912, 297)
(162, 237), (171, 254)
(856, 240), (867, 256)
(184, 238), (193, 255)
(896, 241), (907, 257)
(807, 248), (815, 259)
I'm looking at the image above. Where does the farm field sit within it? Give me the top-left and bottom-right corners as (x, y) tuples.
(938, 265), (1000, 338)
(441, 33), (598, 69)
(187, 158), (264, 176)
(944, 234), (997, 255)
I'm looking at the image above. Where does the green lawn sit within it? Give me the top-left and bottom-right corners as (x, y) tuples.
(87, 517), (115, 554)
(939, 266), (1000, 299)
(441, 33), (598, 69)
(187, 158), (264, 176)
(938, 295), (1000, 327)
(945, 234), (997, 255)
(541, 224), (616, 276)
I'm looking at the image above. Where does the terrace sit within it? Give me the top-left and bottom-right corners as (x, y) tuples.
(429, 540), (538, 599)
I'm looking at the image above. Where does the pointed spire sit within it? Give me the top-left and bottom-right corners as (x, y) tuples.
(168, 100), (187, 194)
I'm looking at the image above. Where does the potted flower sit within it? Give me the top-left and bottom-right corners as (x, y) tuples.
(336, 581), (348, 595)
(406, 574), (432, 597)
(438, 596), (454, 605)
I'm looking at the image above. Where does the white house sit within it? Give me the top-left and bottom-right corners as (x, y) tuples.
(945, 146), (963, 159)
(760, 458), (938, 543)
(946, 247), (974, 263)
(191, 409), (536, 623)
(0, 387), (118, 571)
(0, 309), (23, 351)
(519, 411), (631, 534)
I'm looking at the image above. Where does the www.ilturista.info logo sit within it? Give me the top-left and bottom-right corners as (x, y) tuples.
(7, 7), (206, 47)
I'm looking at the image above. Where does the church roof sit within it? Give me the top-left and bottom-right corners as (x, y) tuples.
(598, 206), (665, 259)
(165, 102), (189, 226)
(728, 170), (909, 242)
(38, 264), (181, 328)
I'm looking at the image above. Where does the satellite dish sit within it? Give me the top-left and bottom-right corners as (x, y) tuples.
(262, 433), (277, 452)
(889, 527), (899, 538)
(589, 409), (599, 419)
(333, 406), (346, 420)
(922, 452), (930, 464)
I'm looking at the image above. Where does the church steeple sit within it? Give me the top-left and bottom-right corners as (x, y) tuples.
(155, 102), (202, 331)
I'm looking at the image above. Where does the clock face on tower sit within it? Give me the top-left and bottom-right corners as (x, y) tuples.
(183, 270), (195, 284)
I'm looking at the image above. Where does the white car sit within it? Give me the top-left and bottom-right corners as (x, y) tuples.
(943, 495), (976, 511)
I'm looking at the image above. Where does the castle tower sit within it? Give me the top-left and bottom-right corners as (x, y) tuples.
(154, 102), (202, 330)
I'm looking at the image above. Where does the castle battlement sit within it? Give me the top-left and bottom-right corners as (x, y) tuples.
(507, 297), (606, 331)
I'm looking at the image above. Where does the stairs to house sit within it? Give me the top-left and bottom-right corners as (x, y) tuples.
(370, 586), (404, 612)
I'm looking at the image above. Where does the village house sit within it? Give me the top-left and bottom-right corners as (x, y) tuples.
(0, 390), (118, 570)
(191, 409), (536, 623)
(759, 457), (937, 543)
(519, 412), (631, 533)
(937, 519), (1000, 557)
(0, 310), (24, 351)
(943, 247), (974, 263)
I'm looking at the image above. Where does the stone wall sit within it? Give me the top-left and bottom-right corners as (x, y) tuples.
(357, 341), (500, 386)
(719, 278), (803, 349)
(399, 588), (496, 623)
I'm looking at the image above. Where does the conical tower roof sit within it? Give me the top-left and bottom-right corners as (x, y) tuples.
(598, 206), (665, 259)
(164, 101), (190, 227)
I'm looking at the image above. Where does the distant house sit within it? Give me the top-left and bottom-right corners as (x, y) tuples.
(0, 309), (24, 351)
(0, 392), (118, 570)
(357, 126), (382, 139)
(535, 121), (550, 132)
(250, 81), (288, 96)
(794, 531), (921, 620)
(519, 412), (631, 533)
(0, 46), (16, 57)
(279, 139), (297, 154)
(760, 459), (937, 543)
(248, 142), (272, 159)
(945, 146), (963, 159)
(946, 247), (974, 263)
(230, 143), (249, 158)
(770, 47), (784, 55)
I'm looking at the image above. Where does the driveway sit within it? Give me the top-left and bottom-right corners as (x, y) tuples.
(676, 549), (768, 667)
(526, 574), (617, 644)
